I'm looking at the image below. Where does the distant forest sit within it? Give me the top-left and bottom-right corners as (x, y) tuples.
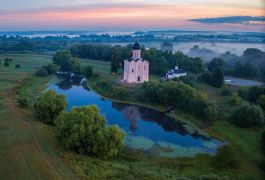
(0, 36), (264, 81)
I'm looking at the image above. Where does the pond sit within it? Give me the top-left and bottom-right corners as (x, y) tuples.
(47, 75), (223, 157)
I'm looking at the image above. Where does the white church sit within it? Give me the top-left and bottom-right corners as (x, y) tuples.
(123, 42), (149, 83)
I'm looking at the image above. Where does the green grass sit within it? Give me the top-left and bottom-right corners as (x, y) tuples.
(84, 58), (264, 179)
(1, 54), (264, 179)
(0, 54), (75, 179)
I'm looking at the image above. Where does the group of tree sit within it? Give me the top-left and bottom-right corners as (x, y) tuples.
(52, 50), (81, 73)
(2, 57), (13, 67)
(199, 58), (224, 88)
(71, 44), (205, 75)
(34, 90), (125, 158)
(139, 81), (218, 122)
(35, 63), (58, 77)
(229, 102), (264, 128)
(233, 61), (259, 79)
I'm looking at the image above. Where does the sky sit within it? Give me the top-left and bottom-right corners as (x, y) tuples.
(0, 0), (264, 32)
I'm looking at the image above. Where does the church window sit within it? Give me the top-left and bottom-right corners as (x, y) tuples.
(144, 66), (145, 70)
(139, 65), (140, 70)
(132, 69), (134, 73)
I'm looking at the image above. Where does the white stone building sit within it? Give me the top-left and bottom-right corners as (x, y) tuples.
(123, 42), (149, 83)
(166, 66), (186, 79)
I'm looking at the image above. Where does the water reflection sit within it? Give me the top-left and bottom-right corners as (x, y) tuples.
(48, 75), (223, 157)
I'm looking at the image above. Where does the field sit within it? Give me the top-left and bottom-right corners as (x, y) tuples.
(0, 54), (75, 179)
(0, 54), (264, 179)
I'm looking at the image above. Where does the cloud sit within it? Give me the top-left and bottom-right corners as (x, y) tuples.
(189, 16), (265, 25)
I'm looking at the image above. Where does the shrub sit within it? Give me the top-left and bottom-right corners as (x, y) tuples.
(230, 92), (241, 105)
(34, 90), (68, 125)
(15, 64), (21, 69)
(93, 72), (100, 79)
(35, 68), (49, 77)
(230, 102), (264, 128)
(44, 64), (58, 74)
(112, 87), (129, 100)
(258, 95), (265, 111)
(212, 145), (239, 170)
(221, 86), (232, 96)
(82, 65), (93, 78)
(55, 105), (125, 158)
(17, 97), (30, 108)
(4, 60), (9, 66)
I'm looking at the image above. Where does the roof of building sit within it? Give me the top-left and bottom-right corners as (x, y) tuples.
(166, 67), (186, 75)
(132, 42), (141, 50)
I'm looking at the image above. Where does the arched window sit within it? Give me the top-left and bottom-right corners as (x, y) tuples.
(132, 69), (134, 73)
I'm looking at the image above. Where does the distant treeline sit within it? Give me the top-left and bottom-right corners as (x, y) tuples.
(71, 44), (204, 75)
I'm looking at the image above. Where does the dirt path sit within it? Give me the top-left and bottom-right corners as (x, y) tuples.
(4, 96), (63, 180)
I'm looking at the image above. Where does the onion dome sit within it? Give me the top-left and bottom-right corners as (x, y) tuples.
(132, 42), (141, 50)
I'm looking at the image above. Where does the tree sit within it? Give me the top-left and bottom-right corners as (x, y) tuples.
(55, 105), (125, 158)
(112, 87), (129, 100)
(35, 68), (48, 77)
(34, 90), (68, 125)
(230, 92), (241, 105)
(258, 95), (265, 112)
(211, 67), (224, 88)
(82, 65), (93, 78)
(4, 59), (9, 66)
(44, 63), (58, 74)
(52, 50), (72, 71)
(15, 64), (21, 69)
(70, 57), (81, 74)
(111, 49), (121, 73)
(230, 102), (264, 128)
(208, 58), (225, 72)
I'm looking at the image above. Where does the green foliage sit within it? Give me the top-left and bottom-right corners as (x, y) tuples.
(70, 57), (81, 74)
(52, 50), (72, 71)
(238, 86), (265, 103)
(15, 64), (21, 69)
(211, 67), (224, 88)
(34, 90), (68, 125)
(82, 65), (93, 78)
(55, 105), (125, 158)
(4, 59), (9, 66)
(44, 63), (58, 74)
(211, 145), (239, 170)
(230, 102), (264, 128)
(111, 49), (121, 73)
(52, 50), (81, 74)
(234, 61), (259, 79)
(140, 81), (217, 121)
(261, 131), (265, 156)
(258, 95), (265, 111)
(208, 58), (225, 72)
(230, 92), (241, 105)
(17, 97), (30, 108)
(199, 174), (228, 180)
(35, 68), (48, 77)
(112, 87), (129, 100)
(221, 86), (232, 96)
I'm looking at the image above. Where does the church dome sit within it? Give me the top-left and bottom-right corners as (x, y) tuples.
(132, 42), (141, 50)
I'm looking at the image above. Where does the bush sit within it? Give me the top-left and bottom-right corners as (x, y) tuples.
(17, 97), (30, 108)
(212, 145), (239, 170)
(199, 174), (228, 180)
(4, 60), (9, 66)
(230, 102), (264, 128)
(35, 68), (49, 77)
(44, 64), (58, 74)
(221, 86), (232, 96)
(34, 90), (68, 125)
(93, 72), (100, 79)
(55, 105), (125, 158)
(82, 65), (93, 78)
(258, 95), (265, 111)
(15, 64), (21, 69)
(230, 92), (241, 105)
(112, 87), (129, 100)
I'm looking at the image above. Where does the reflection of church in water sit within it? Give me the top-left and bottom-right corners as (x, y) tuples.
(123, 106), (141, 133)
